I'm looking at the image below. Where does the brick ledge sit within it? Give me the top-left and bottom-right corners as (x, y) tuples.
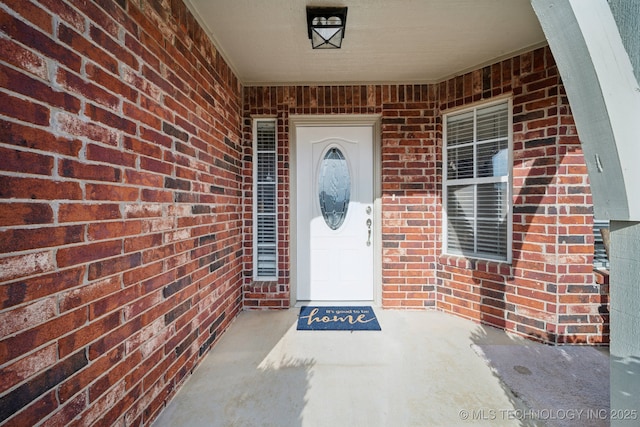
(438, 254), (513, 276)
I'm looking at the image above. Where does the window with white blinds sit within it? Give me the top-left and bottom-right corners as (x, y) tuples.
(253, 119), (278, 280)
(593, 219), (610, 270)
(444, 100), (512, 262)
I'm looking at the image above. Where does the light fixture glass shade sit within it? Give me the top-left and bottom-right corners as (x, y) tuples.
(307, 7), (347, 49)
(311, 27), (343, 49)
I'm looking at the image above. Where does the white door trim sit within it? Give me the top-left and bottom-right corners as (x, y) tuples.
(289, 115), (382, 307)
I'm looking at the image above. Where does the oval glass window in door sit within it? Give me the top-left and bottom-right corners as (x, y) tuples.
(318, 147), (350, 230)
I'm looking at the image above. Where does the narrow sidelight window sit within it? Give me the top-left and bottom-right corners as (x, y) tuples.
(253, 119), (278, 280)
(443, 99), (513, 262)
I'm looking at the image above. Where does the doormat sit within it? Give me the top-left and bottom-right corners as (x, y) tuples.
(296, 306), (381, 331)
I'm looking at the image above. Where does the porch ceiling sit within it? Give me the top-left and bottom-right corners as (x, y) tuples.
(183, 0), (547, 86)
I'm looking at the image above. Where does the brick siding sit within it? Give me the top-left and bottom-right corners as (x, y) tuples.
(0, 0), (242, 425)
(0, 0), (608, 425)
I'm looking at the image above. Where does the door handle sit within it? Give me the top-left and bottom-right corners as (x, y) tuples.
(366, 218), (372, 246)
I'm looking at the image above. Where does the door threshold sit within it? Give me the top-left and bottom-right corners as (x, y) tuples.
(294, 300), (378, 308)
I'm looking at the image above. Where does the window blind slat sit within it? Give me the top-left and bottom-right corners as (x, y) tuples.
(446, 112), (474, 147)
(593, 220), (610, 269)
(477, 103), (509, 141)
(254, 120), (278, 279)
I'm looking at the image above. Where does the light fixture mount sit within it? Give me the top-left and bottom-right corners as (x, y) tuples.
(306, 7), (348, 49)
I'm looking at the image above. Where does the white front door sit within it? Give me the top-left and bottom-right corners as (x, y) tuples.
(296, 125), (374, 301)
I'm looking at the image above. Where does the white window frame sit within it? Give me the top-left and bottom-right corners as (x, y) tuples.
(253, 118), (278, 281)
(442, 97), (513, 263)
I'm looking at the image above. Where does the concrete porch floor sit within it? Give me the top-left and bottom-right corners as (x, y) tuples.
(152, 310), (609, 427)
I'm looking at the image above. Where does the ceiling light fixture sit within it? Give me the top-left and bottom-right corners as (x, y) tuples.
(306, 7), (348, 49)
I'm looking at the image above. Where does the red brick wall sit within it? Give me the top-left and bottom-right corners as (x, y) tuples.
(380, 85), (441, 308)
(243, 48), (608, 344)
(0, 2), (608, 425)
(436, 49), (608, 344)
(0, 0), (243, 425)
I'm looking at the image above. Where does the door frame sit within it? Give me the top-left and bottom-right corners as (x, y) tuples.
(289, 115), (382, 307)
